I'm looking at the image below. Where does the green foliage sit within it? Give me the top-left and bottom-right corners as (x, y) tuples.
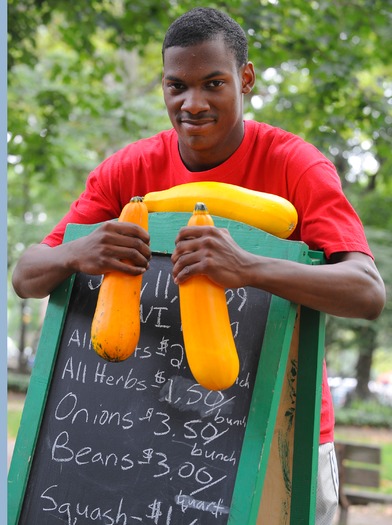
(242, 1), (392, 190)
(325, 226), (391, 389)
(7, 372), (30, 394)
(335, 399), (392, 429)
(7, 25), (169, 264)
(354, 193), (392, 230)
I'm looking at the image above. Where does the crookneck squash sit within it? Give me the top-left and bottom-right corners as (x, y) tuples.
(178, 202), (240, 390)
(91, 196), (148, 362)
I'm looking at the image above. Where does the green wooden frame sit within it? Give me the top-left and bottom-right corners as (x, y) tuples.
(8, 212), (325, 525)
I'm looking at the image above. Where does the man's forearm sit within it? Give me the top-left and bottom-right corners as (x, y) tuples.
(246, 252), (385, 320)
(12, 244), (77, 299)
(12, 222), (152, 299)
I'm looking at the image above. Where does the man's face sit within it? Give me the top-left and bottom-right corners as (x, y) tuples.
(162, 36), (254, 171)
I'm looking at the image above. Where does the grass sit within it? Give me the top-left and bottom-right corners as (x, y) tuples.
(8, 407), (23, 440)
(7, 391), (25, 441)
(382, 442), (392, 493)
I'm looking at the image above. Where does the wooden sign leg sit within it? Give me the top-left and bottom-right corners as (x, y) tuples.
(290, 306), (325, 525)
(256, 306), (325, 525)
(256, 310), (300, 525)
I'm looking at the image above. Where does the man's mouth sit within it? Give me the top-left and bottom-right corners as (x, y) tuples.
(179, 117), (216, 132)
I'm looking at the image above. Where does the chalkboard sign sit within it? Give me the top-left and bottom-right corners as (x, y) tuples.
(8, 213), (324, 525)
(18, 255), (271, 525)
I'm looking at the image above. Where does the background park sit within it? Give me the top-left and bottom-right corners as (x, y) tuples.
(7, 1), (392, 523)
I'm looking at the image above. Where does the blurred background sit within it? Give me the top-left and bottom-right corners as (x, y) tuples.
(7, 0), (392, 521)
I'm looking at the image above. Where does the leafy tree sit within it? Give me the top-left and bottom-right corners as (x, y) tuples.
(325, 228), (392, 400)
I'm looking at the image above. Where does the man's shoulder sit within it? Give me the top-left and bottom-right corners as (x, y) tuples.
(249, 119), (330, 161)
(115, 128), (175, 159)
(89, 128), (176, 181)
(247, 119), (306, 144)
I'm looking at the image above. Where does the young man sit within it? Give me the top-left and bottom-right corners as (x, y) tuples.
(12, 7), (385, 524)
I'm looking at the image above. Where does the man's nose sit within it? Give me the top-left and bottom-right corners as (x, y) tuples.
(181, 89), (210, 114)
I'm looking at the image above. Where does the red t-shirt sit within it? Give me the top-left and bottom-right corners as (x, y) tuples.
(42, 120), (373, 443)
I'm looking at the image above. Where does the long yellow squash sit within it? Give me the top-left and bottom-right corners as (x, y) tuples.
(144, 181), (297, 238)
(91, 196), (149, 362)
(179, 202), (240, 391)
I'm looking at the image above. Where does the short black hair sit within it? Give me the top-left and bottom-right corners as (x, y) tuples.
(162, 7), (248, 68)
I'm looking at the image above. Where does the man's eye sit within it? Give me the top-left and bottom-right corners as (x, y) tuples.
(168, 82), (185, 91)
(207, 80), (224, 88)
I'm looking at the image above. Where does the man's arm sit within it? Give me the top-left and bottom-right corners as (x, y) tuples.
(12, 221), (151, 299)
(171, 226), (386, 320)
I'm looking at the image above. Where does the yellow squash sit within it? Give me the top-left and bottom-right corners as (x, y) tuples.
(91, 196), (149, 362)
(179, 202), (240, 391)
(144, 181), (297, 238)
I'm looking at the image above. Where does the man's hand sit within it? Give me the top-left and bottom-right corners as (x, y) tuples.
(171, 226), (386, 321)
(12, 220), (151, 299)
(70, 220), (151, 276)
(171, 225), (253, 289)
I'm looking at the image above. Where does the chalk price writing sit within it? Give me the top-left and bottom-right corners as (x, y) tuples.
(40, 482), (229, 525)
(52, 390), (239, 469)
(40, 482), (230, 524)
(50, 428), (229, 493)
(184, 419), (229, 445)
(54, 393), (174, 436)
(55, 391), (134, 430)
(163, 379), (236, 414)
(137, 449), (228, 493)
(134, 337), (185, 370)
(61, 358), (148, 390)
(139, 408), (171, 436)
(147, 495), (229, 523)
(62, 335), (185, 387)
(225, 287), (247, 311)
(40, 485), (132, 525)
(140, 269), (248, 313)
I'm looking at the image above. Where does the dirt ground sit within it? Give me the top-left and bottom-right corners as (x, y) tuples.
(7, 392), (392, 524)
(333, 504), (392, 525)
(334, 424), (392, 445)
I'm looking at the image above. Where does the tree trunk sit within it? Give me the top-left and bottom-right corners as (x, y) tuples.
(353, 326), (377, 400)
(17, 298), (30, 374)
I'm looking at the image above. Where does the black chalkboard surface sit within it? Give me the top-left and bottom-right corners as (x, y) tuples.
(9, 213), (324, 525)
(18, 256), (270, 525)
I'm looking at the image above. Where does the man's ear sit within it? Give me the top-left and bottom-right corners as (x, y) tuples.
(241, 62), (256, 94)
